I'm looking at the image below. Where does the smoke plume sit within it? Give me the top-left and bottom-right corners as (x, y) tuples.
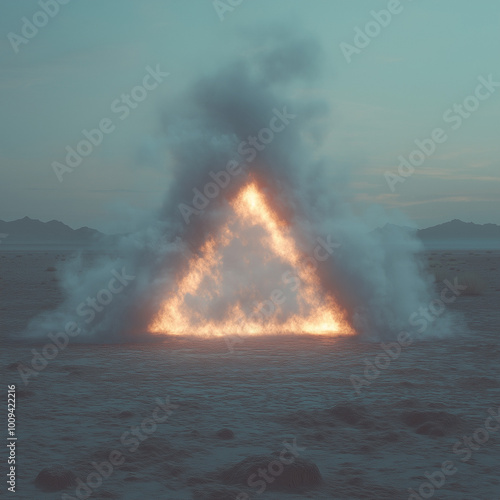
(25, 32), (456, 343)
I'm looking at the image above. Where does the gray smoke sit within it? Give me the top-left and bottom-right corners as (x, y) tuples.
(25, 32), (457, 343)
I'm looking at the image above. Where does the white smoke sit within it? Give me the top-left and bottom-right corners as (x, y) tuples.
(25, 32), (458, 342)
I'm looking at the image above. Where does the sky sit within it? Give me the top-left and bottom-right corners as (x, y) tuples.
(1, 0), (499, 233)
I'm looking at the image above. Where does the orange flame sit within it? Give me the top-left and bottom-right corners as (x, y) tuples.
(149, 181), (354, 337)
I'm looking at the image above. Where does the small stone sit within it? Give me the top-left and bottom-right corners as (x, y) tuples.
(216, 428), (234, 439)
(117, 410), (133, 419)
(34, 466), (76, 492)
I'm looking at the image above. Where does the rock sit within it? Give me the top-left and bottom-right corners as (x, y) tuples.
(327, 404), (365, 425)
(218, 454), (322, 492)
(401, 410), (461, 436)
(124, 475), (140, 482)
(327, 404), (375, 429)
(284, 409), (324, 428)
(416, 422), (446, 437)
(34, 466), (76, 491)
(381, 431), (400, 443)
(117, 410), (133, 419)
(216, 428), (234, 439)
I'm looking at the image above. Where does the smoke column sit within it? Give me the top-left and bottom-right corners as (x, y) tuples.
(25, 33), (456, 342)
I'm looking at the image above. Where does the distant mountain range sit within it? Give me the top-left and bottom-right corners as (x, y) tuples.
(374, 219), (500, 249)
(0, 216), (103, 246)
(0, 217), (498, 249)
(418, 219), (500, 241)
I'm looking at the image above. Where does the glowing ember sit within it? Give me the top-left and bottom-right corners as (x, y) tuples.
(149, 181), (354, 337)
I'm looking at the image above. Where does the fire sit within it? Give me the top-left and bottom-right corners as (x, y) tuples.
(149, 180), (354, 337)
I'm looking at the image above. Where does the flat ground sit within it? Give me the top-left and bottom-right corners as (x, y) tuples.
(1, 249), (499, 499)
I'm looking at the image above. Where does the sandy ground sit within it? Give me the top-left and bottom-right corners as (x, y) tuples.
(1, 249), (499, 500)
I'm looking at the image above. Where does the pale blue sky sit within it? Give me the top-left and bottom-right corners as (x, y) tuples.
(1, 0), (499, 232)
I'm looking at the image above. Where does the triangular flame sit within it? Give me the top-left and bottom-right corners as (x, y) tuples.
(149, 181), (354, 337)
